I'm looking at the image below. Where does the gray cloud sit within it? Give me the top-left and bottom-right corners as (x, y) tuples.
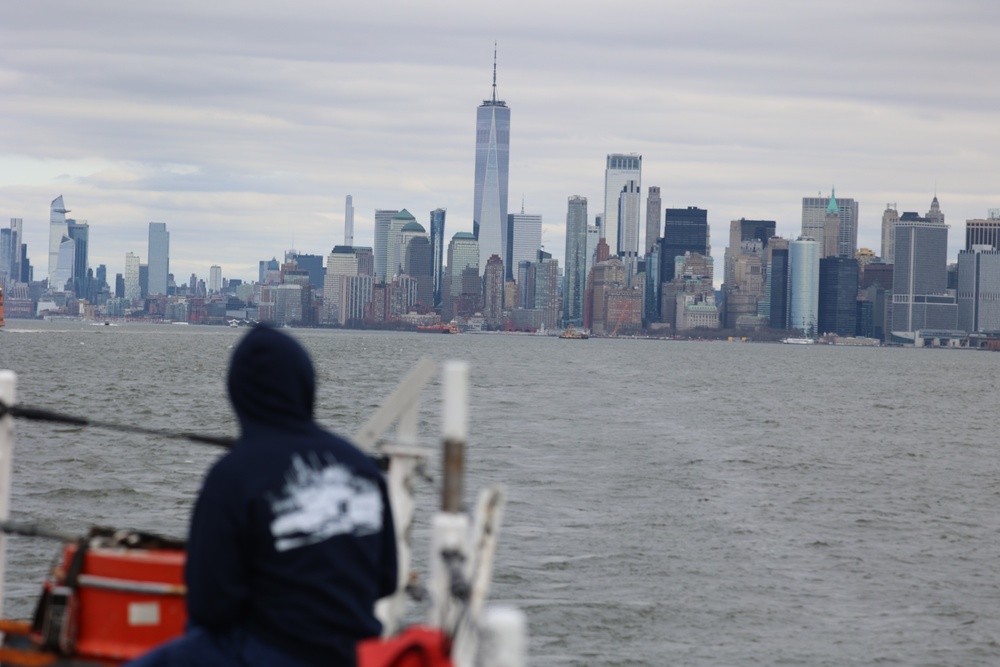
(2, 0), (998, 283)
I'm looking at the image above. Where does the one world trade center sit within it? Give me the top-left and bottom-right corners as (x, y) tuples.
(473, 50), (510, 275)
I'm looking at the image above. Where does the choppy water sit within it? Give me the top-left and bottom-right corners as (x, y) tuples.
(2, 321), (1000, 666)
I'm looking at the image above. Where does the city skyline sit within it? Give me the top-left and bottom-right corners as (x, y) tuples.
(2, 2), (999, 283)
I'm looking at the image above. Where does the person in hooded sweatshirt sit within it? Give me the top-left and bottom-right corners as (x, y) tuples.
(127, 324), (398, 667)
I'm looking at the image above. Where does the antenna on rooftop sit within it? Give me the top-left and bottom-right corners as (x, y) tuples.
(491, 42), (498, 104)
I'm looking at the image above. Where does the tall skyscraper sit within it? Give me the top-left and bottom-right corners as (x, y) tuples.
(767, 238), (791, 329)
(429, 208), (446, 308)
(324, 245), (374, 325)
(8, 218), (23, 283)
(67, 220), (89, 297)
(506, 211), (542, 281)
(822, 194), (840, 259)
(483, 254), (505, 328)
(124, 252), (141, 301)
(881, 204), (899, 263)
(373, 209), (398, 282)
(404, 236), (434, 311)
(344, 195), (354, 246)
(818, 257), (859, 336)
(147, 222), (170, 295)
(209, 265), (222, 293)
(802, 190), (858, 258)
(645, 187), (661, 255)
(957, 247), (1000, 332)
(789, 237), (820, 337)
(385, 210), (419, 281)
(473, 49), (510, 275)
(891, 220), (956, 333)
(563, 196), (588, 326)
(48, 195), (69, 285)
(0, 228), (10, 281)
(444, 232), (480, 321)
(661, 207), (710, 283)
(603, 153), (641, 256)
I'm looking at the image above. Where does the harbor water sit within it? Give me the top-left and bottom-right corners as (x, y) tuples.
(1, 321), (999, 666)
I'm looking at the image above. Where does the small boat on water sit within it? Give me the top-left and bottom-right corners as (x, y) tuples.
(781, 337), (815, 345)
(558, 324), (589, 340)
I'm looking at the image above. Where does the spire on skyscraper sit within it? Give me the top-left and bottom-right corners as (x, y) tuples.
(491, 42), (498, 104)
(826, 187), (839, 215)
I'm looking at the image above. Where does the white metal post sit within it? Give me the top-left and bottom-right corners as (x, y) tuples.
(0, 370), (17, 620)
(478, 605), (527, 667)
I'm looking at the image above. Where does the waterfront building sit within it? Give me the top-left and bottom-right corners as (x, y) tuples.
(443, 232), (480, 321)
(48, 196), (69, 286)
(430, 208), (446, 307)
(124, 252), (141, 302)
(533, 251), (560, 332)
(766, 238), (791, 329)
(881, 204), (899, 263)
(373, 209), (399, 282)
(957, 247), (1000, 332)
(964, 210), (1000, 251)
(661, 207), (710, 283)
(483, 254), (504, 328)
(473, 52), (510, 275)
(584, 255), (626, 336)
(147, 222), (169, 295)
(563, 196), (588, 326)
(324, 245), (374, 325)
(274, 283), (303, 326)
(645, 186), (662, 255)
(644, 242), (661, 326)
(404, 236), (434, 311)
(660, 252), (716, 332)
(724, 240), (766, 329)
(789, 237), (820, 337)
(344, 195), (354, 246)
(603, 154), (641, 257)
(724, 218), (775, 287)
(802, 190), (858, 258)
(818, 257), (859, 336)
(891, 220), (956, 334)
(506, 211), (542, 281)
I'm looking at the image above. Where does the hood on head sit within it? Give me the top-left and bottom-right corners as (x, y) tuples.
(228, 325), (315, 430)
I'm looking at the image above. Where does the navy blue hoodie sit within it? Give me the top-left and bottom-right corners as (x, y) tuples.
(185, 325), (397, 665)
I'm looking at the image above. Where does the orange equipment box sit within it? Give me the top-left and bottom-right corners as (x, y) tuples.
(54, 544), (187, 661)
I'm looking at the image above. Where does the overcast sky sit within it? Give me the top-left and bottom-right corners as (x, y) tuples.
(3, 1), (998, 285)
